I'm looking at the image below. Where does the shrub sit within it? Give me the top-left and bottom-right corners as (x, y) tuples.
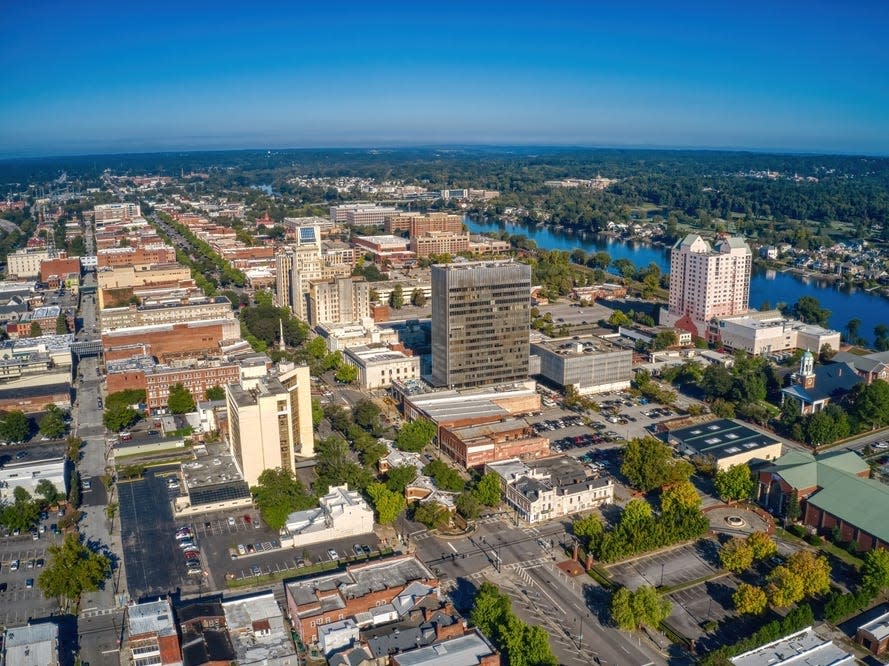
(805, 534), (822, 546)
(787, 524), (807, 539)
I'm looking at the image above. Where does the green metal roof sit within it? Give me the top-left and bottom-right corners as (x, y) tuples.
(767, 450), (869, 490)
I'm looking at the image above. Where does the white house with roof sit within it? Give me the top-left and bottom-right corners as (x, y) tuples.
(2, 622), (60, 666)
(280, 485), (374, 548)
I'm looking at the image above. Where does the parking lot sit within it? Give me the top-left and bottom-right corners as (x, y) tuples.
(0, 523), (64, 627)
(187, 510), (382, 586)
(607, 539), (720, 591)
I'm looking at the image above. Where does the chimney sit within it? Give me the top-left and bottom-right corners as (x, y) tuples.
(572, 543), (579, 561)
(585, 553), (594, 571)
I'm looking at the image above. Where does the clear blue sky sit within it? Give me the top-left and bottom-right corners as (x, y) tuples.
(1, 1), (887, 157)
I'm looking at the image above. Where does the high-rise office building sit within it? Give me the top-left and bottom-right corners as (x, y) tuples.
(664, 234), (752, 336)
(225, 364), (313, 486)
(431, 261), (531, 388)
(274, 227), (351, 320)
(307, 276), (370, 326)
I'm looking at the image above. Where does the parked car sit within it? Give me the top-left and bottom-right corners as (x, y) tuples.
(9, 560), (18, 571)
(227, 516), (236, 526)
(25, 578), (33, 589)
(237, 544), (246, 555)
(251, 565), (261, 577)
(327, 549), (339, 560)
(353, 544), (364, 557)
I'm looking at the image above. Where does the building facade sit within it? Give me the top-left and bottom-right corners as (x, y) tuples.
(710, 310), (841, 355)
(343, 344), (420, 390)
(431, 261), (531, 389)
(664, 234), (752, 337)
(6, 248), (51, 279)
(531, 336), (633, 395)
(410, 232), (471, 258)
(307, 277), (371, 326)
(438, 419), (549, 468)
(384, 212), (463, 235)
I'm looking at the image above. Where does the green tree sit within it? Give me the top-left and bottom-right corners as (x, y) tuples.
(39, 405), (68, 439)
(35, 478), (61, 505)
(167, 382), (196, 414)
(366, 483), (406, 524)
(389, 284), (404, 309)
(713, 464), (754, 502)
(620, 436), (693, 492)
(395, 418), (436, 452)
(38, 533), (111, 611)
(334, 363), (358, 384)
(250, 467), (316, 530)
(608, 310), (633, 328)
(69, 469), (81, 508)
(55, 312), (68, 334)
(455, 491), (481, 520)
(353, 399), (381, 432)
(0, 487), (40, 531)
(660, 480), (701, 514)
(311, 398), (324, 428)
(787, 550), (831, 598)
(849, 379), (889, 430)
(423, 459), (465, 492)
(305, 336), (328, 360)
(733, 583), (768, 615)
(29, 321), (42, 337)
(793, 296), (830, 327)
(414, 501), (450, 529)
(572, 513), (604, 550)
(700, 364), (734, 400)
(205, 385), (225, 401)
(102, 403), (140, 432)
(611, 585), (671, 631)
(0, 410), (30, 443)
(470, 582), (511, 639)
(652, 330), (678, 351)
(410, 288), (426, 306)
(819, 343), (836, 363)
(862, 548), (889, 595)
(385, 465), (418, 493)
(785, 489), (801, 523)
(720, 537), (755, 572)
(473, 471), (502, 507)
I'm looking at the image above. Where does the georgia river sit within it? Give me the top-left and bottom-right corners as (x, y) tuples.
(466, 217), (889, 346)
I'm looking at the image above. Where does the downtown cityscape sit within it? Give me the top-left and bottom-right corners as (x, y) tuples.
(1, 3), (889, 666)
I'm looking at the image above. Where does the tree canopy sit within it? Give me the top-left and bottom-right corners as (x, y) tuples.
(39, 405), (68, 439)
(167, 382), (196, 414)
(713, 464), (755, 503)
(611, 585), (672, 631)
(38, 533), (111, 610)
(250, 468), (316, 530)
(395, 418), (436, 452)
(620, 436), (693, 492)
(0, 410), (30, 443)
(366, 483), (405, 524)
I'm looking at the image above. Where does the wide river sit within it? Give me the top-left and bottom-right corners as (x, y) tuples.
(466, 217), (889, 346)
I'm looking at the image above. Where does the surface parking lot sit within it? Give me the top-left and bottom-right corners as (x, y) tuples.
(187, 511), (382, 586)
(0, 529), (62, 626)
(607, 540), (720, 591)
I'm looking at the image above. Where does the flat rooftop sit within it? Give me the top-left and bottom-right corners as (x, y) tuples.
(532, 334), (625, 357)
(730, 626), (853, 666)
(128, 598), (177, 637)
(666, 419), (781, 460)
(858, 609), (889, 642)
(3, 622), (59, 666)
(407, 383), (538, 424)
(391, 630), (497, 666)
(345, 345), (416, 365)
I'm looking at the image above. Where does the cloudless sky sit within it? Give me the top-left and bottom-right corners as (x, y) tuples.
(1, 1), (888, 157)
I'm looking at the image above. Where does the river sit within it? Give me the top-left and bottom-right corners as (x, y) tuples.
(465, 217), (889, 346)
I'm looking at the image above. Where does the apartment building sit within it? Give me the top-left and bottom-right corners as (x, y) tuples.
(431, 261), (531, 388)
(99, 296), (234, 332)
(226, 364), (313, 486)
(410, 231), (471, 258)
(664, 234), (752, 337)
(94, 202), (141, 221)
(6, 248), (51, 278)
(307, 276), (371, 326)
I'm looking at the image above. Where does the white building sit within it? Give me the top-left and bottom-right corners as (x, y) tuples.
(274, 227), (352, 319)
(315, 319), (399, 352)
(94, 202), (141, 221)
(343, 345), (420, 390)
(731, 626), (853, 666)
(486, 455), (614, 524)
(712, 310), (841, 355)
(6, 248), (50, 279)
(0, 456), (66, 502)
(307, 276), (371, 326)
(281, 485), (374, 548)
(126, 598), (182, 666)
(222, 592), (297, 666)
(663, 234), (752, 337)
(3, 622), (60, 666)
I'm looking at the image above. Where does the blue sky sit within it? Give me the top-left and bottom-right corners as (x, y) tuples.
(1, 1), (887, 156)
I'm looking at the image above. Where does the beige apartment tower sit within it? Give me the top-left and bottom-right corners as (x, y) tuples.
(664, 234), (752, 337)
(274, 227), (351, 321)
(307, 276), (370, 326)
(225, 364), (313, 486)
(431, 261), (531, 388)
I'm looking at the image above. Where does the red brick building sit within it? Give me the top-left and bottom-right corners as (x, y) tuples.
(439, 419), (550, 468)
(39, 256), (81, 283)
(102, 319), (240, 363)
(97, 245), (177, 268)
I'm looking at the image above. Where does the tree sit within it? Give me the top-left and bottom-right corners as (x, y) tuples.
(611, 585), (671, 631)
(205, 385), (225, 401)
(353, 399), (381, 432)
(38, 533), (111, 610)
(862, 548), (889, 595)
(819, 343), (836, 363)
(620, 498), (654, 531)
(793, 296), (831, 327)
(720, 537), (754, 572)
(713, 464), (754, 503)
(250, 468), (316, 530)
(785, 489), (801, 523)
(746, 531), (778, 561)
(167, 382), (196, 414)
(29, 321), (42, 337)
(767, 565), (806, 607)
(385, 465), (418, 493)
(395, 418), (436, 452)
(786, 550), (831, 598)
(334, 363), (358, 384)
(311, 398), (324, 428)
(845, 318), (862, 343)
(653, 330), (678, 351)
(414, 501), (450, 529)
(621, 436), (693, 492)
(572, 513), (604, 549)
(733, 583), (768, 615)
(55, 312), (68, 334)
(410, 288), (426, 307)
(103, 403), (140, 432)
(69, 469), (81, 508)
(35, 478), (61, 505)
(660, 480), (701, 514)
(0, 410), (30, 443)
(473, 471), (502, 507)
(700, 365), (734, 400)
(423, 459), (465, 492)
(608, 310), (633, 328)
(455, 491), (481, 520)
(471, 582), (511, 639)
(0, 487), (40, 532)
(389, 284), (404, 309)
(366, 483), (406, 524)
(849, 380), (889, 430)
(39, 405), (68, 439)
(305, 336), (328, 360)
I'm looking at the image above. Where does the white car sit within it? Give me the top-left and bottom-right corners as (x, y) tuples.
(874, 441), (889, 450)
(9, 560), (19, 571)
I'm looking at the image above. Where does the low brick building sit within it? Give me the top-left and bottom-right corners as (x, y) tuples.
(439, 419), (550, 468)
(39, 256), (81, 283)
(101, 318), (240, 363)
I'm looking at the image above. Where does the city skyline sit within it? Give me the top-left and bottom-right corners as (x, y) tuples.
(2, 1), (888, 157)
